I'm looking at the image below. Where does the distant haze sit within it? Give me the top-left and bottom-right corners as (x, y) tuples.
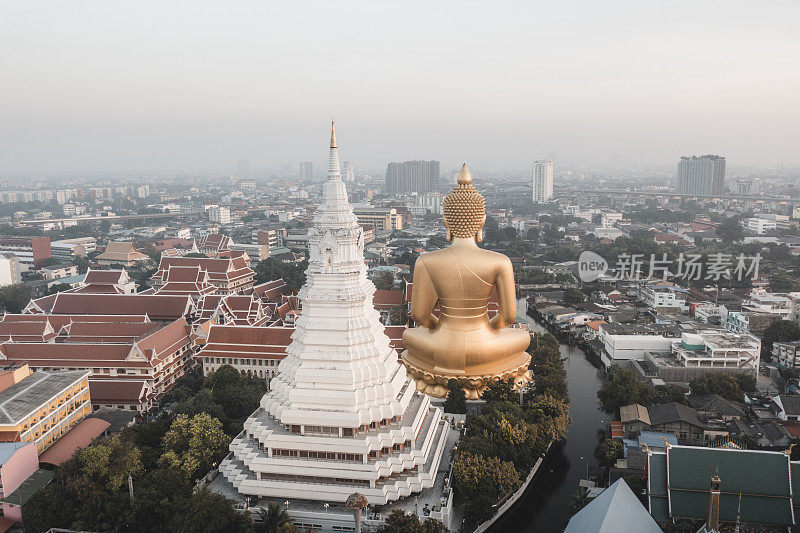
(1, 1), (799, 175)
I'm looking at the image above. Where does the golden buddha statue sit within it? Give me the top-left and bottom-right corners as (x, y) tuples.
(401, 164), (531, 399)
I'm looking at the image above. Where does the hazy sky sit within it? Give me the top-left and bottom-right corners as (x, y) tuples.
(2, 1), (799, 175)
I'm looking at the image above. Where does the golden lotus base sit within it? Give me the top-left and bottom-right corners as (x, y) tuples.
(400, 351), (532, 400)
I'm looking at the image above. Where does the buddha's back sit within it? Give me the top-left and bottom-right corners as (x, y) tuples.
(421, 246), (501, 305)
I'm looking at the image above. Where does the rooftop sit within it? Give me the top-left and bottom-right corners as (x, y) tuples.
(565, 478), (661, 533)
(0, 442), (30, 466)
(0, 370), (89, 425)
(38, 417), (110, 466)
(0, 469), (54, 506)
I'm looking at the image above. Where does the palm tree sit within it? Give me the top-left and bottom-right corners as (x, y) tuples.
(255, 502), (292, 533)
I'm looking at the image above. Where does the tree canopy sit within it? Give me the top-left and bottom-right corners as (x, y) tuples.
(597, 366), (652, 416)
(254, 257), (308, 294)
(689, 373), (756, 403)
(443, 379), (467, 414)
(23, 366), (264, 532)
(159, 413), (230, 480)
(769, 271), (800, 292)
(0, 283), (32, 313)
(716, 216), (744, 243)
(376, 510), (447, 533)
(452, 345), (570, 527)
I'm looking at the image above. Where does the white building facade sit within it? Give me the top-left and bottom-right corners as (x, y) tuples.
(209, 206), (232, 224)
(532, 160), (554, 203)
(0, 253), (21, 286)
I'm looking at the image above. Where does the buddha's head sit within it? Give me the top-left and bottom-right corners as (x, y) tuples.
(443, 164), (486, 242)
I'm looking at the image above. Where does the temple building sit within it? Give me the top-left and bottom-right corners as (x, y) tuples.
(151, 256), (255, 294)
(219, 124), (449, 507)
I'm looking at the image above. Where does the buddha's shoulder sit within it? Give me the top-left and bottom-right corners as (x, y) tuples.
(421, 247), (510, 264)
(477, 248), (513, 264)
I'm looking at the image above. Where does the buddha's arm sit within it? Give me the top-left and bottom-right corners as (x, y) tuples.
(488, 256), (517, 330)
(410, 257), (438, 329)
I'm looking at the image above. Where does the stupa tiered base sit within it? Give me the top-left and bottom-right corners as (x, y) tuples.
(401, 350), (531, 399)
(219, 123), (448, 508)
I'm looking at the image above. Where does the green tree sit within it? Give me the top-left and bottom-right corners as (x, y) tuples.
(529, 345), (568, 401)
(388, 304), (408, 325)
(527, 394), (571, 446)
(159, 413), (230, 480)
(623, 474), (647, 504)
(72, 436), (144, 494)
(442, 379), (467, 414)
(483, 215), (502, 243)
(0, 283), (33, 313)
(769, 271), (800, 292)
(37, 256), (63, 267)
(568, 486), (591, 516)
(376, 509), (447, 533)
(690, 374), (747, 402)
(254, 502), (293, 533)
(254, 257), (308, 294)
(73, 255), (91, 274)
(594, 438), (623, 468)
(452, 451), (521, 525)
(716, 216), (744, 243)
(650, 385), (687, 405)
(481, 379), (518, 404)
(124, 467), (193, 533)
(563, 287), (585, 305)
(597, 366), (652, 415)
(530, 332), (560, 352)
(47, 282), (73, 295)
(373, 271), (395, 290)
(735, 373), (757, 393)
(61, 436), (144, 528)
(169, 489), (249, 533)
(501, 226), (518, 241)
(22, 482), (77, 532)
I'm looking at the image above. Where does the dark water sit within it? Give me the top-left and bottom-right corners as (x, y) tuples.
(489, 304), (607, 532)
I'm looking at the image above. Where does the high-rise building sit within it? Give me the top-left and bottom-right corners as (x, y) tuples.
(385, 160), (440, 194)
(236, 159), (250, 176)
(219, 123), (448, 506)
(341, 160), (355, 182)
(677, 155), (726, 196)
(298, 161), (313, 179)
(532, 160), (554, 203)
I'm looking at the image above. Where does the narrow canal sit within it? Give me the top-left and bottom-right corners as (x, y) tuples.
(488, 301), (607, 532)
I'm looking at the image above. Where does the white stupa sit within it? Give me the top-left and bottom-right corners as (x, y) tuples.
(220, 123), (448, 504)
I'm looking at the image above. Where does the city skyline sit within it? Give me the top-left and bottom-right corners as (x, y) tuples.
(2, 1), (800, 175)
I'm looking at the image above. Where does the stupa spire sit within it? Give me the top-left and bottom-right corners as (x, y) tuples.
(327, 121), (341, 181)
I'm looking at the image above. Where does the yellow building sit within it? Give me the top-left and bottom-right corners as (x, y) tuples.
(353, 207), (403, 231)
(0, 365), (92, 454)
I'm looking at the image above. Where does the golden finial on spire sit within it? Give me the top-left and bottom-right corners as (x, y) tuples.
(457, 163), (471, 185)
(330, 121), (337, 148)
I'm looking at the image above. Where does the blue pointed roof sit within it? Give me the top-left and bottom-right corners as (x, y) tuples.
(564, 478), (662, 533)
